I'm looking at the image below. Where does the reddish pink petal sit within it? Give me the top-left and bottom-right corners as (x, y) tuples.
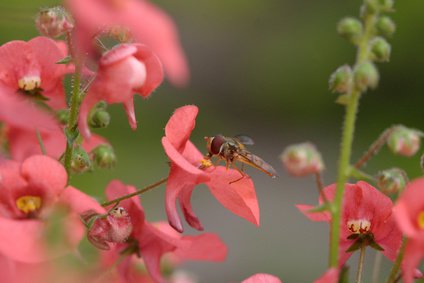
(133, 44), (164, 97)
(241, 273), (282, 283)
(179, 184), (204, 231)
(296, 204), (331, 222)
(78, 91), (98, 139)
(402, 240), (424, 283)
(375, 216), (402, 262)
(165, 105), (198, 151)
(183, 140), (205, 167)
(313, 268), (339, 283)
(393, 200), (418, 238)
(206, 166), (260, 226)
(59, 186), (104, 214)
(100, 44), (138, 66)
(81, 134), (109, 152)
(20, 155), (67, 196)
(175, 233), (227, 262)
(123, 98), (137, 130)
(0, 40), (31, 86)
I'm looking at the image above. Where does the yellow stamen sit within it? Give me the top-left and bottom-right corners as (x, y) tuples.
(16, 196), (42, 214)
(347, 219), (371, 234)
(199, 158), (213, 169)
(18, 76), (41, 91)
(417, 212), (424, 229)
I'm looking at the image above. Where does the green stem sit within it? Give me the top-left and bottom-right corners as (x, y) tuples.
(101, 177), (168, 207)
(372, 252), (383, 283)
(329, 9), (379, 267)
(386, 238), (407, 283)
(63, 32), (82, 179)
(36, 129), (46, 155)
(356, 245), (367, 283)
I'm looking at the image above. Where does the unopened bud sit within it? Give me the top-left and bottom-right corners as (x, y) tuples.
(376, 16), (396, 37)
(378, 0), (394, 12)
(370, 37), (391, 62)
(35, 7), (73, 38)
(360, 1), (379, 17)
(71, 147), (92, 173)
(354, 62), (379, 91)
(377, 168), (407, 195)
(329, 65), (353, 93)
(89, 101), (111, 128)
(91, 145), (117, 169)
(56, 109), (69, 125)
(337, 17), (363, 44)
(280, 143), (324, 177)
(85, 207), (133, 250)
(387, 126), (422, 157)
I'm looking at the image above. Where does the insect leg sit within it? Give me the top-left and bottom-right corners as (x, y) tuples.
(229, 162), (246, 184)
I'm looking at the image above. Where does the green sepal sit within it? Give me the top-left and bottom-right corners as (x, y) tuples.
(56, 56), (72, 65)
(369, 240), (385, 251)
(336, 94), (351, 105)
(345, 239), (362, 253)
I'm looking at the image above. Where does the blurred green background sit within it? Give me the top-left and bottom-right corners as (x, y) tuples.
(1, 0), (424, 282)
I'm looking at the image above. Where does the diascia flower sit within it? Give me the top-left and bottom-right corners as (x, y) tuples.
(313, 268), (339, 283)
(393, 177), (424, 283)
(0, 155), (102, 263)
(98, 180), (227, 283)
(66, 0), (189, 86)
(79, 43), (163, 138)
(297, 181), (401, 266)
(162, 105), (260, 232)
(241, 273), (282, 283)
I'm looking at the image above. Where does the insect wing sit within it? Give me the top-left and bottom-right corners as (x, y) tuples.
(234, 134), (255, 146)
(236, 149), (277, 178)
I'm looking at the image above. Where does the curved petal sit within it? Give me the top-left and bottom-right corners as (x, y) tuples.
(123, 98), (137, 130)
(59, 186), (104, 214)
(296, 204), (331, 222)
(20, 155), (67, 196)
(179, 183), (204, 231)
(206, 166), (259, 226)
(164, 105), (198, 151)
(78, 90), (99, 139)
(100, 44), (138, 66)
(402, 240), (424, 283)
(393, 200), (418, 238)
(241, 273), (282, 283)
(175, 233), (227, 262)
(313, 268), (339, 283)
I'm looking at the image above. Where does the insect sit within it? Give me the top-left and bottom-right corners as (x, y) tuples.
(204, 134), (277, 183)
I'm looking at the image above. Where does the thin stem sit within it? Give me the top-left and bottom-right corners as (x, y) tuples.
(101, 177), (168, 207)
(372, 252), (382, 283)
(354, 127), (394, 169)
(329, 9), (379, 267)
(356, 244), (366, 283)
(314, 172), (329, 203)
(63, 31), (82, 179)
(36, 129), (46, 155)
(386, 238), (407, 283)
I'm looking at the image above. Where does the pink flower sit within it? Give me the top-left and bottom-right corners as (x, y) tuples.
(393, 177), (424, 283)
(162, 105), (260, 232)
(0, 155), (102, 263)
(241, 273), (282, 283)
(313, 268), (339, 283)
(66, 0), (189, 86)
(79, 43), (163, 138)
(100, 180), (227, 283)
(0, 36), (70, 111)
(297, 181), (401, 266)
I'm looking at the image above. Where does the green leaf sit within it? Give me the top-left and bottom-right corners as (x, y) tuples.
(56, 56), (72, 65)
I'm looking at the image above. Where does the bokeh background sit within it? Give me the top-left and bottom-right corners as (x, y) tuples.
(1, 0), (424, 282)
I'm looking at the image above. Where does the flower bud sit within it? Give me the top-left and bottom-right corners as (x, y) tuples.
(387, 126), (422, 157)
(377, 168), (407, 195)
(56, 109), (69, 125)
(354, 62), (379, 91)
(85, 207), (133, 250)
(378, 0), (394, 12)
(89, 101), (111, 128)
(376, 16), (396, 37)
(370, 37), (391, 62)
(91, 145), (117, 169)
(329, 65), (353, 93)
(71, 147), (92, 173)
(35, 7), (73, 38)
(360, 0), (379, 17)
(337, 17), (363, 44)
(280, 143), (324, 177)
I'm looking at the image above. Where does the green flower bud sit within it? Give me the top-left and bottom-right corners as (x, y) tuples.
(354, 62), (379, 91)
(329, 65), (353, 93)
(337, 17), (363, 44)
(56, 109), (69, 125)
(360, 1), (379, 17)
(387, 125), (422, 157)
(378, 0), (395, 12)
(35, 7), (73, 38)
(91, 145), (117, 169)
(370, 37), (391, 62)
(89, 101), (111, 128)
(71, 147), (92, 173)
(377, 168), (407, 196)
(280, 142), (324, 177)
(376, 16), (396, 37)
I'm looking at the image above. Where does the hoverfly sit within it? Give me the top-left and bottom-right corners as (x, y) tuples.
(204, 134), (277, 183)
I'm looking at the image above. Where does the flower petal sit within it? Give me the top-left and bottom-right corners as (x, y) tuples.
(206, 166), (260, 226)
(313, 268), (339, 283)
(175, 233), (227, 262)
(164, 105), (198, 151)
(59, 186), (104, 214)
(241, 273), (282, 283)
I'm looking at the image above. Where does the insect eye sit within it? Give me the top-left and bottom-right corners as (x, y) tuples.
(211, 135), (225, 155)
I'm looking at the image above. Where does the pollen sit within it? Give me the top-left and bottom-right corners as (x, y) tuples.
(18, 76), (41, 91)
(199, 158), (213, 169)
(417, 211), (424, 229)
(347, 219), (371, 234)
(109, 207), (128, 218)
(16, 196), (42, 214)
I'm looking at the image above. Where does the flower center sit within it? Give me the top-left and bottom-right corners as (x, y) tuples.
(347, 219), (371, 234)
(417, 211), (424, 229)
(18, 76), (41, 91)
(109, 207), (128, 218)
(16, 196), (42, 214)
(199, 158), (213, 169)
